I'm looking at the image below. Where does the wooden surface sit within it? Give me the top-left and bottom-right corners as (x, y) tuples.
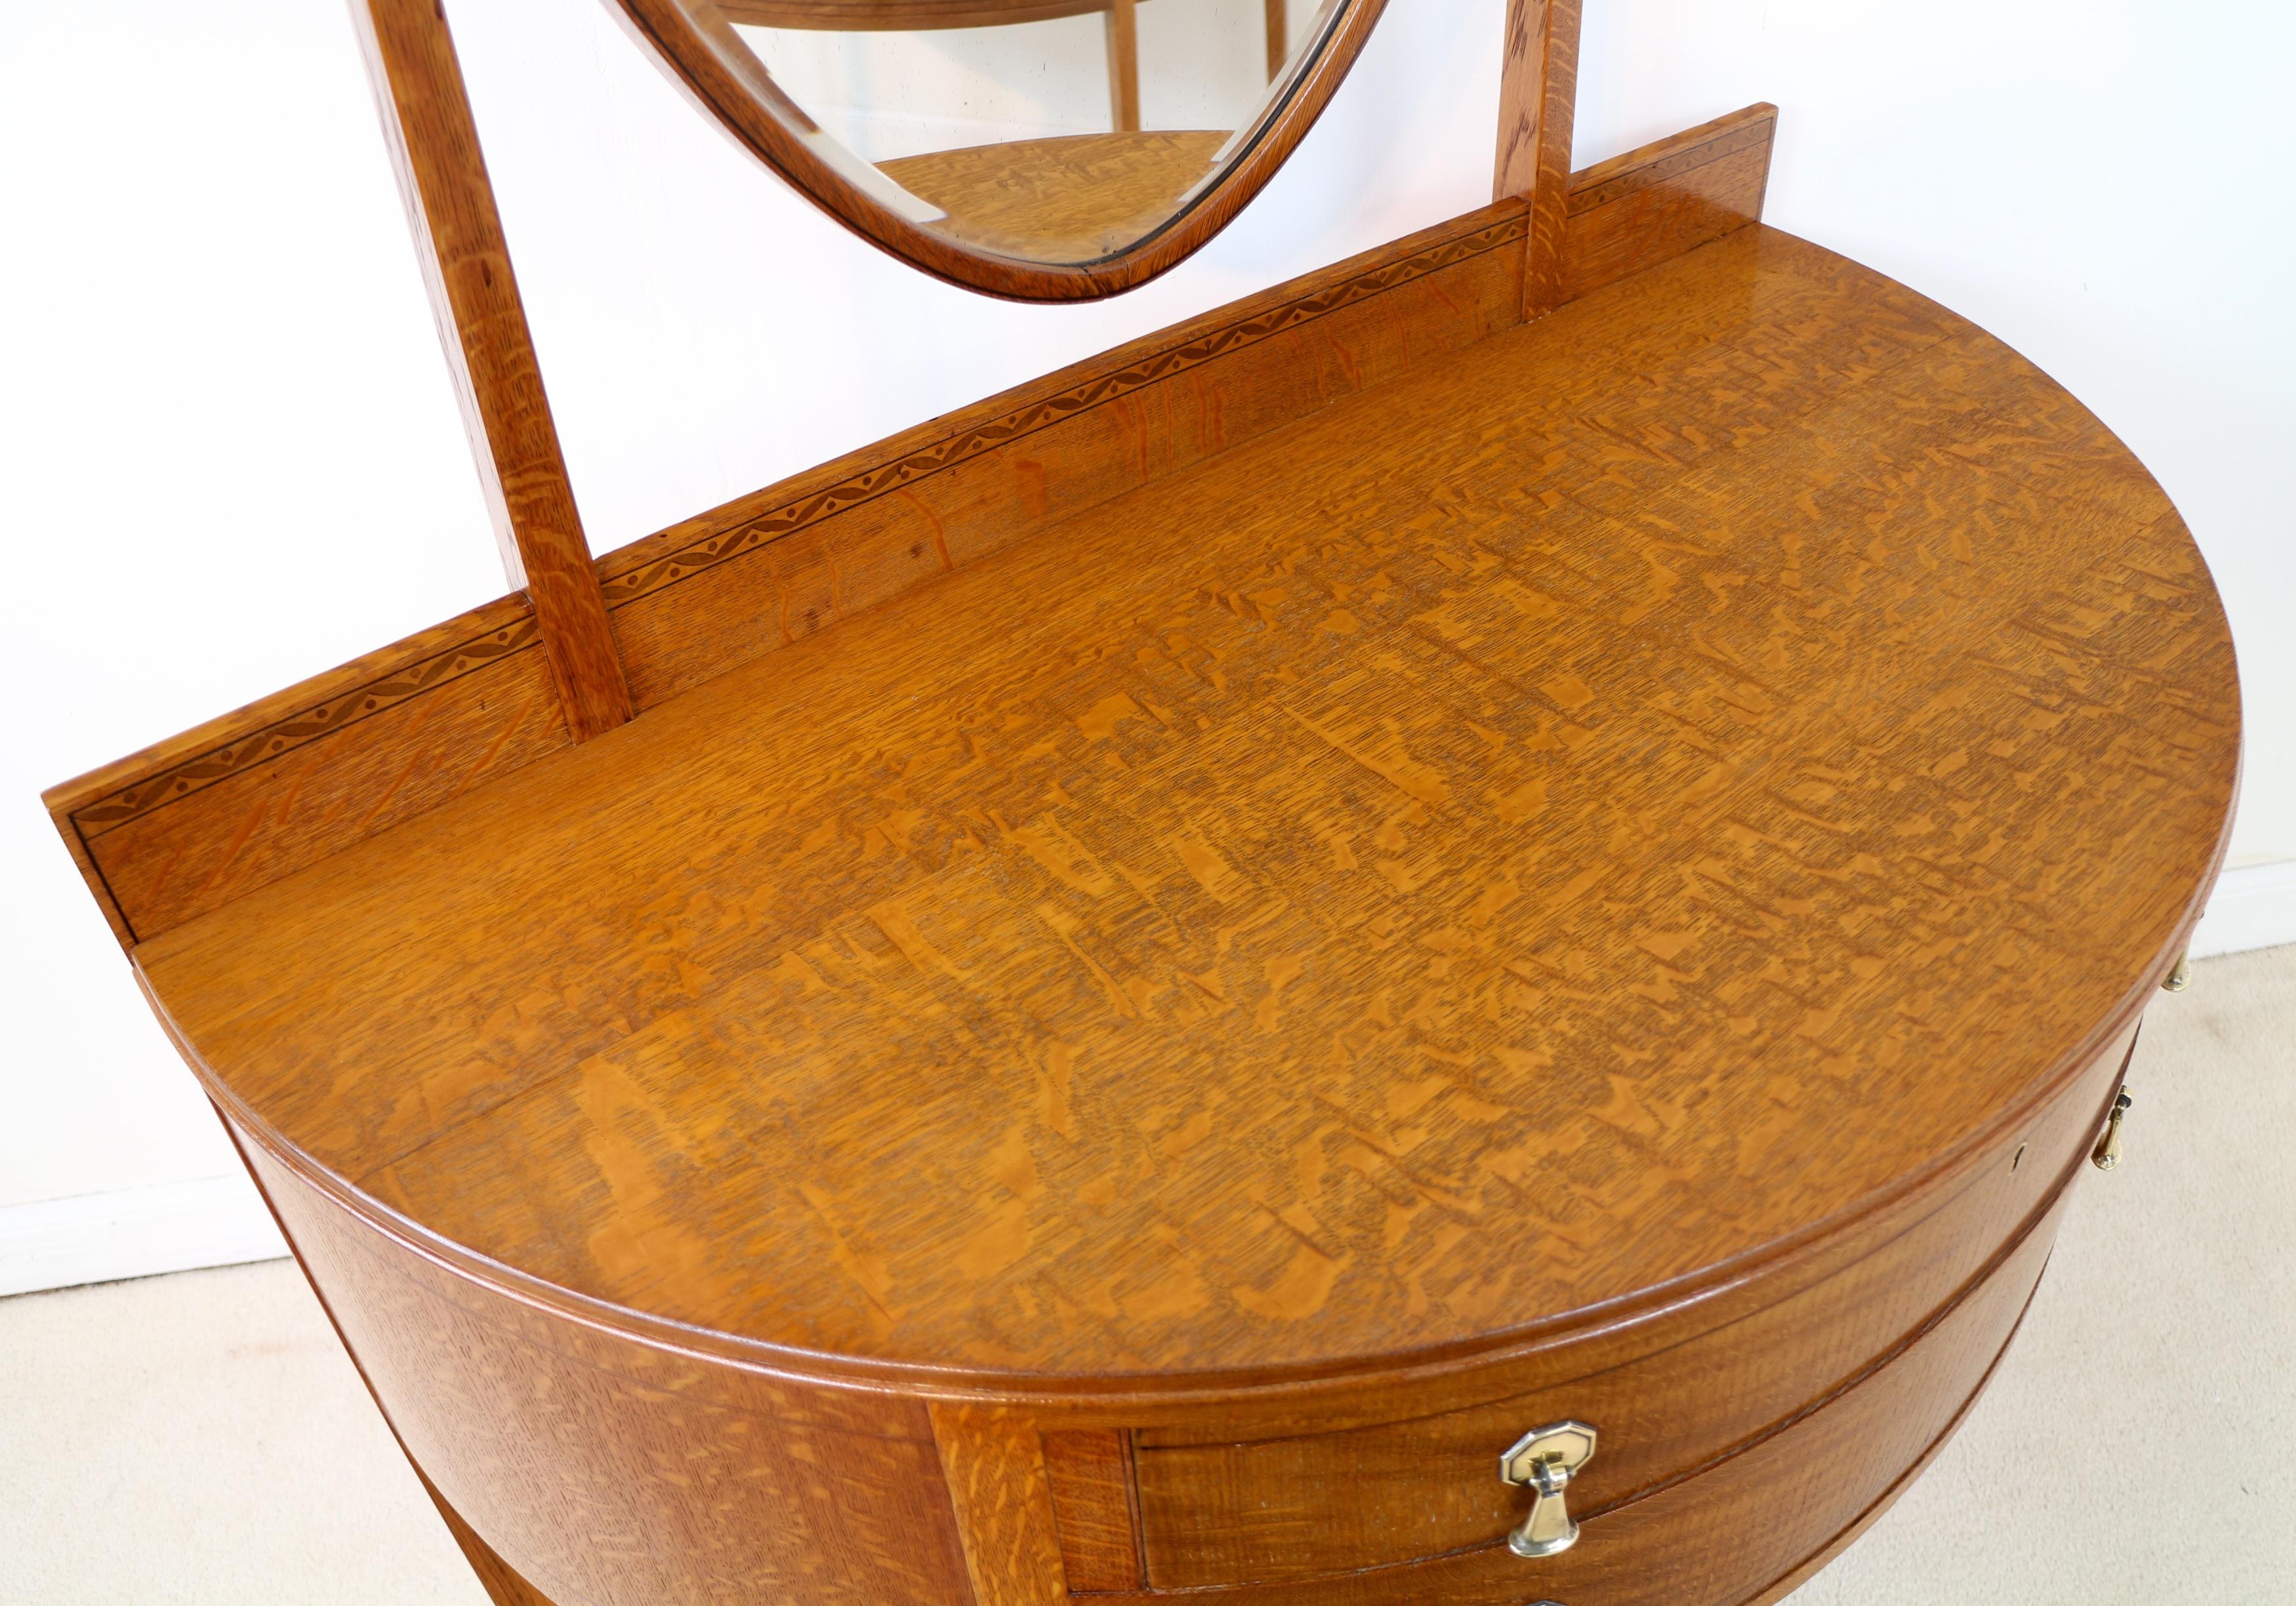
(46, 200), (1530, 947)
(348, 0), (630, 740)
(1105, 0), (1140, 133)
(1094, 1178), (2064, 1604)
(879, 131), (1231, 261)
(45, 0), (2232, 1588)
(1130, 1021), (2131, 1584)
(1494, 0), (1581, 315)
(239, 1129), (975, 1606)
(611, 0), (1389, 295)
(45, 121), (1783, 953)
(1564, 103), (1776, 299)
(422, 1474), (560, 1606)
(209, 1002), (2118, 1604)
(1040, 1430), (1145, 1590)
(932, 1404), (1071, 1605)
(136, 224), (2238, 1389)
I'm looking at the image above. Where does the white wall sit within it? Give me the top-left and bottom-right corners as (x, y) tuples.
(4, 0), (2290, 1294)
(0, 0), (505, 1270)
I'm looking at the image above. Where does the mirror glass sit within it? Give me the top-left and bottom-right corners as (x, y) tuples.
(670, 0), (1351, 265)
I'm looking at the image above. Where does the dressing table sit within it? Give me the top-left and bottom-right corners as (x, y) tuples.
(44, 2), (2238, 1603)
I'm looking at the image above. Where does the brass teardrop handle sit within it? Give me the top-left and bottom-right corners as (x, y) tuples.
(1499, 1420), (1597, 1558)
(2091, 1088), (2131, 1170)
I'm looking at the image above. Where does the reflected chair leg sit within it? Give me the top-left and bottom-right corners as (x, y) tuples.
(1105, 0), (1140, 131)
(1266, 0), (1287, 79)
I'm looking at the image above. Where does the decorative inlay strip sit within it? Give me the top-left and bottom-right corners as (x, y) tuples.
(68, 209), (1525, 843)
(594, 212), (1528, 609)
(73, 617), (545, 834)
(1566, 114), (1775, 216)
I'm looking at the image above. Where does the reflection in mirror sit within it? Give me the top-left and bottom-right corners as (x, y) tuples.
(681, 0), (1346, 264)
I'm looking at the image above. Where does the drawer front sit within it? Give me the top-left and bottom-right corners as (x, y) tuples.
(1096, 1168), (2062, 1605)
(1128, 1026), (2125, 1588)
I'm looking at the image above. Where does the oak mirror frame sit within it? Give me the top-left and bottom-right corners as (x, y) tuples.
(610, 0), (1389, 299)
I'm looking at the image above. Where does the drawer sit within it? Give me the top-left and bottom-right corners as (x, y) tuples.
(1094, 1166), (2062, 1605)
(1124, 1029), (2122, 1588)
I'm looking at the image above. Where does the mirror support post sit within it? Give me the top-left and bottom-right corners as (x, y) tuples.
(347, 0), (633, 743)
(1103, 0), (1142, 133)
(1494, 0), (1583, 320)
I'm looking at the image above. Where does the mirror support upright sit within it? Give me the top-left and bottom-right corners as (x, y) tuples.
(347, 0), (632, 743)
(1494, 0), (1584, 319)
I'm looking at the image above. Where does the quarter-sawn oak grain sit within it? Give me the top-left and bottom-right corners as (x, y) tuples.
(47, 119), (1787, 954)
(138, 224), (2235, 1386)
(45, 65), (2234, 1605)
(43, 0), (2230, 1590)
(202, 1010), (2129, 1603)
(1494, 0), (1582, 314)
(44, 200), (1530, 947)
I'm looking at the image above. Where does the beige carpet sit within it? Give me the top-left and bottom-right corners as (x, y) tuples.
(4, 946), (2290, 1604)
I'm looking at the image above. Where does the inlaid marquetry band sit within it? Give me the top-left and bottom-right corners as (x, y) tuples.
(594, 210), (1529, 610)
(68, 209), (1527, 840)
(72, 617), (545, 834)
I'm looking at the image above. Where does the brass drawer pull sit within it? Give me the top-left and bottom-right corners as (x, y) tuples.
(2091, 1088), (2132, 1170)
(1499, 1420), (1597, 1558)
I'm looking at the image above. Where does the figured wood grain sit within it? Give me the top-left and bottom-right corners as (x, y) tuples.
(932, 1404), (1071, 1605)
(240, 1125), (974, 1606)
(350, 0), (630, 739)
(1040, 1429), (1145, 1590)
(47, 167), (1784, 951)
(878, 131), (1230, 262)
(84, 215), (2234, 1606)
(85, 639), (565, 941)
(201, 1030), (2086, 1606)
(1493, 0), (1581, 315)
(1128, 1019), (2129, 1585)
(1091, 1176), (2059, 1604)
(605, 203), (1524, 708)
(43, 201), (1525, 947)
(220, 1096), (573, 1606)
(1563, 104), (1777, 300)
(137, 226), (2238, 1391)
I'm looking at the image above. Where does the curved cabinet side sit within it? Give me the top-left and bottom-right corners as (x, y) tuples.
(211, 1011), (2139, 1606)
(235, 1134), (975, 1606)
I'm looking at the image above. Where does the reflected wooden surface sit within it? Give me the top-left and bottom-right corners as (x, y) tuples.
(623, 0), (1376, 294)
(882, 131), (1231, 259)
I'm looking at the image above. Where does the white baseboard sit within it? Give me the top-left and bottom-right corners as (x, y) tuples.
(2188, 859), (2296, 960)
(1, 861), (2288, 1302)
(0, 1174), (287, 1299)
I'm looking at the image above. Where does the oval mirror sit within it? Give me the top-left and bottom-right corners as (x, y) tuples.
(612, 0), (1388, 299)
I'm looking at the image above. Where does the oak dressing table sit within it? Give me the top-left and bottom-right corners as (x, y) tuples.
(45, 3), (2238, 1603)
